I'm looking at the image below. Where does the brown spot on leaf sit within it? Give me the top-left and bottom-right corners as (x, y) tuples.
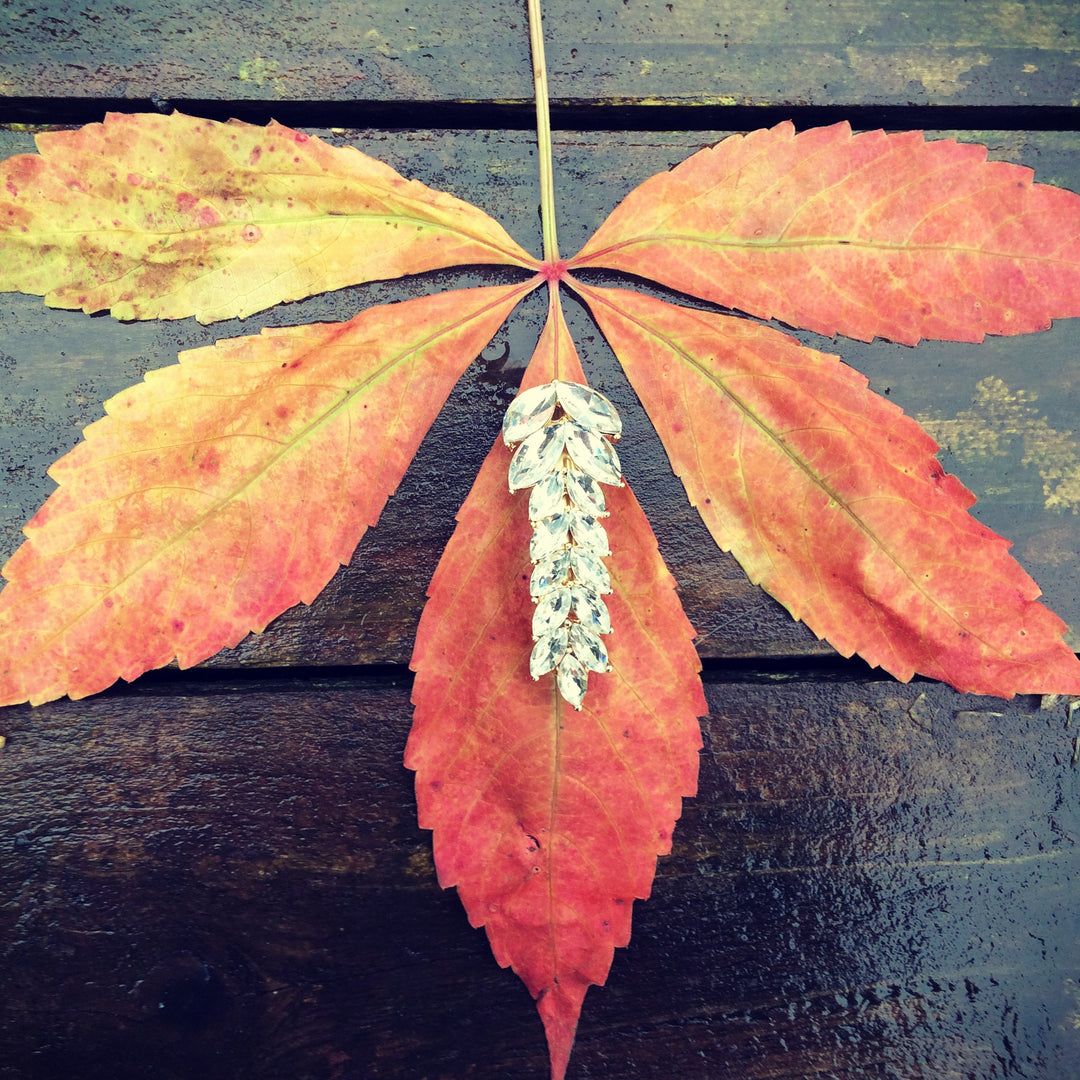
(241, 224), (262, 243)
(176, 192), (198, 213)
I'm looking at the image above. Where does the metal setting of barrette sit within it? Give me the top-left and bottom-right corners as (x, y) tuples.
(502, 379), (624, 709)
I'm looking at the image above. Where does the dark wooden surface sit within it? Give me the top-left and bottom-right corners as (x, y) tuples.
(2, 2), (1080, 1078)
(1, 0), (1078, 109)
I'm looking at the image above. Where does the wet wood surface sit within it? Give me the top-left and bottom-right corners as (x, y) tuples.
(1, 2), (1079, 1079)
(1, 0), (1078, 110)
(1, 674), (1077, 1079)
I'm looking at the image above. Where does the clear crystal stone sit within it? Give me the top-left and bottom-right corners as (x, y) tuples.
(530, 550), (571, 598)
(556, 651), (589, 709)
(509, 423), (568, 491)
(570, 623), (610, 673)
(564, 468), (606, 515)
(572, 586), (613, 635)
(556, 381), (622, 438)
(568, 511), (610, 557)
(528, 470), (567, 521)
(532, 587), (573, 638)
(570, 548), (611, 594)
(530, 626), (568, 679)
(529, 513), (571, 562)
(563, 423), (622, 486)
(502, 383), (558, 445)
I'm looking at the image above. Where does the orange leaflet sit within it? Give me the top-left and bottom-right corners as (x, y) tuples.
(575, 283), (1080, 697)
(0, 112), (538, 322)
(407, 292), (705, 1080)
(0, 282), (534, 706)
(569, 121), (1080, 345)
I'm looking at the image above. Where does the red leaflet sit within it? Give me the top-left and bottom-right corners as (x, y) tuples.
(0, 284), (532, 706)
(575, 283), (1080, 696)
(407, 292), (706, 1079)
(570, 121), (1080, 345)
(0, 112), (536, 322)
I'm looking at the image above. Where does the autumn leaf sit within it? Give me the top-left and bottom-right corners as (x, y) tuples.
(0, 282), (533, 706)
(570, 121), (1080, 345)
(573, 282), (1080, 697)
(0, 111), (537, 323)
(407, 292), (706, 1080)
(4, 13), (1080, 1071)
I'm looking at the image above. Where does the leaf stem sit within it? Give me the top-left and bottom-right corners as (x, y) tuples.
(527, 0), (560, 264)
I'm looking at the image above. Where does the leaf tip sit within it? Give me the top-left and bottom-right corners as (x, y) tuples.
(536, 979), (587, 1080)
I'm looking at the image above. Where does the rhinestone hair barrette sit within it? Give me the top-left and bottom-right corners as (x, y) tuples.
(502, 380), (624, 709)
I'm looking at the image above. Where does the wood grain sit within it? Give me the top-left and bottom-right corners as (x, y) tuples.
(1, 0), (1077, 109)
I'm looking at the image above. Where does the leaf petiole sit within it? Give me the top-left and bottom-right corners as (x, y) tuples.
(527, 0), (560, 265)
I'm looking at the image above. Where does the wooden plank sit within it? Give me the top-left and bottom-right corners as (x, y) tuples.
(2, 124), (1079, 668)
(0, 673), (1076, 1078)
(1, 0), (1078, 110)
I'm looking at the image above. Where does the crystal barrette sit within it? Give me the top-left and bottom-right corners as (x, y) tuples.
(502, 379), (624, 709)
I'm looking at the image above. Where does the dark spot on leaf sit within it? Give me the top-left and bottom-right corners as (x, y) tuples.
(170, 618), (185, 633)
(241, 224), (262, 243)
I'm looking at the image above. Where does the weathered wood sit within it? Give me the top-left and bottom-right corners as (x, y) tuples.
(2, 126), (1080, 668)
(0, 674), (1075, 1078)
(1, 0), (1078, 110)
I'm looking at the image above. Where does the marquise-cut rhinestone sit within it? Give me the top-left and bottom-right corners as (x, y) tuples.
(568, 511), (610, 557)
(530, 550), (572, 598)
(529, 512), (571, 562)
(556, 652), (589, 710)
(532, 587), (573, 638)
(570, 548), (610, 594)
(509, 423), (568, 491)
(556, 381), (622, 438)
(570, 623), (610, 673)
(502, 383), (558, 445)
(530, 627), (569, 679)
(502, 378), (625, 708)
(571, 585), (613, 635)
(528, 470), (567, 521)
(564, 423), (623, 486)
(564, 468), (606, 516)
